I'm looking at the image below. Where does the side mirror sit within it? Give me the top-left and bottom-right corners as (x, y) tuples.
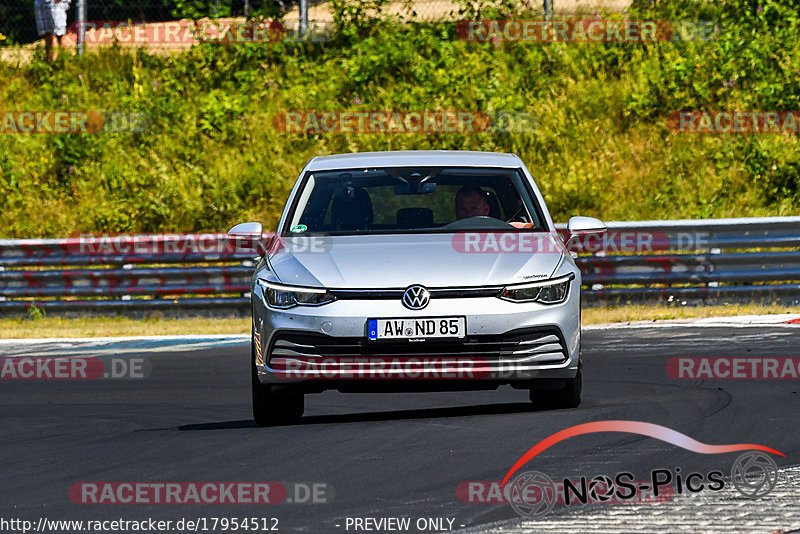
(228, 222), (265, 256)
(567, 216), (606, 237)
(228, 222), (263, 237)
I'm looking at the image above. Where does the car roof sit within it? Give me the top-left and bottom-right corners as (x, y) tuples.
(305, 151), (521, 171)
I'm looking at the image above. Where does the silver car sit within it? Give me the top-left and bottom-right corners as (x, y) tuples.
(229, 150), (605, 425)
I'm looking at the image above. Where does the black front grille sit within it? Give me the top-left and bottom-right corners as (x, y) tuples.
(328, 287), (503, 299)
(268, 327), (568, 365)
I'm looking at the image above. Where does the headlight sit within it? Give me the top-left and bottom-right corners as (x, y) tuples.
(256, 280), (335, 309)
(499, 273), (575, 304)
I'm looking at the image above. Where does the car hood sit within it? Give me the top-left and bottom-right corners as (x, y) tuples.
(268, 233), (566, 288)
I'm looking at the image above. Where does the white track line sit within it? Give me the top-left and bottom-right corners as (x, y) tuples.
(585, 314), (800, 330)
(0, 334), (249, 345)
(0, 335), (249, 357)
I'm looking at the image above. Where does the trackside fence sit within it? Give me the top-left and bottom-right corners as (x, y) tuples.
(556, 217), (800, 304)
(1, 217), (799, 316)
(0, 234), (255, 315)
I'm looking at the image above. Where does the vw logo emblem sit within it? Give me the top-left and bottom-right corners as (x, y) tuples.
(402, 285), (430, 310)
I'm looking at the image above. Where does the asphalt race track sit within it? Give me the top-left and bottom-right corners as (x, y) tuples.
(1, 323), (799, 534)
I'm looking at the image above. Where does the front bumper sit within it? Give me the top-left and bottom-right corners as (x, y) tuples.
(252, 288), (580, 391)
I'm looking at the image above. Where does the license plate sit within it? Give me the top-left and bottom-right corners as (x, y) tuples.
(367, 317), (466, 340)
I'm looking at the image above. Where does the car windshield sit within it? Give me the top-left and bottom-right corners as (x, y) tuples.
(283, 166), (545, 235)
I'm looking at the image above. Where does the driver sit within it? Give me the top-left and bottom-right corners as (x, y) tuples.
(455, 186), (490, 220)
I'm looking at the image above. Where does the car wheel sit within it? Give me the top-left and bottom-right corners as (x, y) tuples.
(251, 334), (305, 426)
(529, 363), (582, 410)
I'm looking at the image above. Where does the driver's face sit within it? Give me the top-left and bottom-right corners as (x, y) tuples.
(455, 192), (490, 220)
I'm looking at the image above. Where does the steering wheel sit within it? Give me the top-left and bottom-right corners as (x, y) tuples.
(439, 216), (516, 231)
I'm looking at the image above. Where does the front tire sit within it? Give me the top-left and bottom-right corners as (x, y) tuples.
(529, 363), (582, 410)
(251, 334), (304, 426)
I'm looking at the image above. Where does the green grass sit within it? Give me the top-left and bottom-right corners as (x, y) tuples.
(1, 0), (799, 238)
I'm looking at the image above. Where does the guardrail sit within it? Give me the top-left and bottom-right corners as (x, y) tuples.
(0, 234), (255, 315)
(1, 217), (799, 315)
(556, 217), (800, 304)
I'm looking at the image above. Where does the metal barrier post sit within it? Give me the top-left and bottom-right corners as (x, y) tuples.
(76, 0), (86, 56)
(299, 0), (308, 36)
(543, 0), (553, 20)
